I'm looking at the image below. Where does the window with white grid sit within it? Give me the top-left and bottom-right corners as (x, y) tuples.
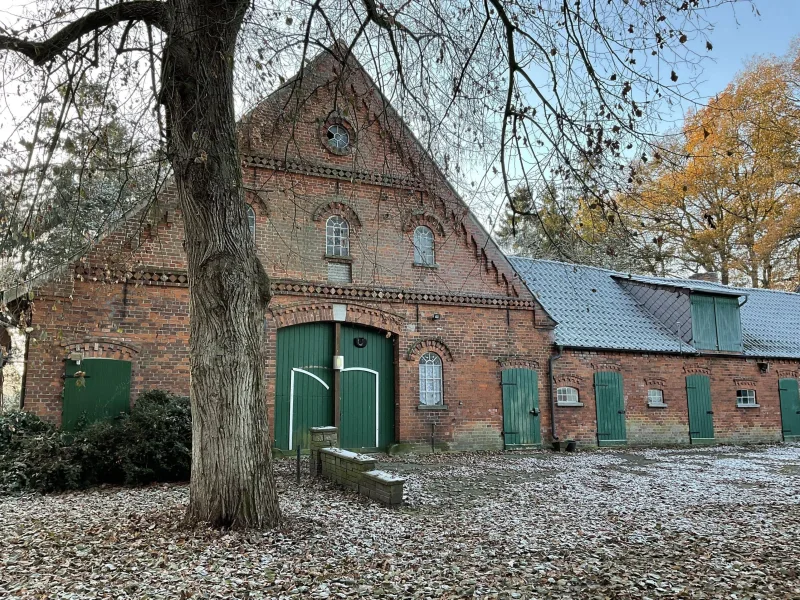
(418, 352), (443, 406)
(736, 389), (757, 407)
(326, 215), (350, 257)
(647, 389), (666, 407)
(556, 386), (580, 405)
(413, 226), (435, 266)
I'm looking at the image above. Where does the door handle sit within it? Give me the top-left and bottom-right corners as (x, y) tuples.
(530, 409), (540, 416)
(707, 410), (714, 415)
(618, 410), (626, 414)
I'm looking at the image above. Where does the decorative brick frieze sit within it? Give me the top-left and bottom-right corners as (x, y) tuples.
(401, 212), (446, 237)
(497, 357), (540, 371)
(592, 362), (622, 372)
(405, 338), (454, 362)
(683, 366), (711, 375)
(269, 279), (535, 308)
(62, 338), (139, 360)
(733, 378), (758, 389)
(269, 302), (404, 333)
(312, 199), (362, 227)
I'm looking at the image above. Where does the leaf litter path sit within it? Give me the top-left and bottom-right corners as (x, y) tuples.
(2, 444), (799, 599)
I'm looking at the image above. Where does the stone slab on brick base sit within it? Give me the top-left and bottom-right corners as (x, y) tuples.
(318, 446), (405, 506)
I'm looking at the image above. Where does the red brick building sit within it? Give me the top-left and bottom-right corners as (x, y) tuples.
(511, 259), (800, 447)
(6, 47), (800, 451)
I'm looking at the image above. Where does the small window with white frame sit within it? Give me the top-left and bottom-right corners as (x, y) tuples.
(418, 352), (443, 406)
(736, 388), (758, 407)
(413, 226), (435, 266)
(326, 215), (350, 257)
(647, 388), (666, 407)
(557, 386), (581, 406)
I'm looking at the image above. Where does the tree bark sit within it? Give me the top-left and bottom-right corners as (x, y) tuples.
(160, 0), (280, 528)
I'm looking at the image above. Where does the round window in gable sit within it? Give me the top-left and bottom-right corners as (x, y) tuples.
(326, 124), (350, 150)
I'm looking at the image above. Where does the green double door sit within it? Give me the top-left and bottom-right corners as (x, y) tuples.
(62, 358), (132, 431)
(501, 368), (541, 448)
(594, 371), (627, 446)
(779, 378), (800, 441)
(686, 374), (715, 444)
(274, 322), (395, 451)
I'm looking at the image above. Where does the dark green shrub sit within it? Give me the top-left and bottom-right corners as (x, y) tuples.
(0, 390), (191, 493)
(107, 390), (191, 485)
(0, 411), (55, 453)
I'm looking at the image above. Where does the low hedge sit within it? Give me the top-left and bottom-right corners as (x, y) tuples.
(0, 390), (191, 493)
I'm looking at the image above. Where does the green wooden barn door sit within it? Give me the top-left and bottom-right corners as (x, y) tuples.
(274, 322), (335, 451)
(686, 374), (715, 444)
(594, 371), (627, 446)
(501, 368), (541, 448)
(63, 358), (131, 431)
(779, 378), (800, 441)
(340, 324), (395, 450)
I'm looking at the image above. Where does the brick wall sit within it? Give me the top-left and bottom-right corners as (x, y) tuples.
(550, 349), (798, 447)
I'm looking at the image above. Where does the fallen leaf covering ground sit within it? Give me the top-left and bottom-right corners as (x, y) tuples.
(2, 444), (799, 599)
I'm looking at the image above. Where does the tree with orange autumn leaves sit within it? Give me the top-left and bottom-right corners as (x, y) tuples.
(624, 46), (800, 290)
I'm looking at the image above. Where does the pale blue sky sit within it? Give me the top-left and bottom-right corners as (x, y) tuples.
(685, 1), (798, 104)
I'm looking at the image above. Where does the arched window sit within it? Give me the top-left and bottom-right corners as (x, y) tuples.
(326, 215), (350, 257)
(419, 352), (443, 406)
(413, 226), (435, 266)
(556, 386), (581, 406)
(246, 205), (256, 237)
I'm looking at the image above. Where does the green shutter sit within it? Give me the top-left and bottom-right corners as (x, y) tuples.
(713, 296), (743, 352)
(501, 368), (541, 448)
(63, 359), (131, 431)
(686, 374), (714, 443)
(594, 371), (627, 446)
(274, 322), (335, 451)
(779, 378), (800, 441)
(340, 324), (395, 450)
(691, 294), (719, 350)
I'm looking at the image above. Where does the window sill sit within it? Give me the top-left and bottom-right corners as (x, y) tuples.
(737, 403), (760, 409)
(648, 402), (668, 408)
(417, 404), (449, 411)
(413, 262), (439, 269)
(324, 254), (353, 263)
(557, 402), (584, 407)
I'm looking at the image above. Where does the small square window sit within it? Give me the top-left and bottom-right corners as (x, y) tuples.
(557, 386), (581, 406)
(647, 389), (666, 407)
(736, 389), (758, 407)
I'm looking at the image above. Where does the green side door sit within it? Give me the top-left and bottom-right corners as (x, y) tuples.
(274, 322), (335, 451)
(779, 378), (800, 442)
(340, 324), (395, 450)
(686, 374), (715, 444)
(63, 358), (131, 431)
(594, 371), (627, 446)
(501, 368), (541, 448)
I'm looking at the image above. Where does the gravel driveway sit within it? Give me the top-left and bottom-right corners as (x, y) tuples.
(2, 444), (799, 599)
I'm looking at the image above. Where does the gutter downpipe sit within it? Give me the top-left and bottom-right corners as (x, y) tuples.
(548, 345), (564, 442)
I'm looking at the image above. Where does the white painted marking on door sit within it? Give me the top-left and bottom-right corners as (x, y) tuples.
(342, 367), (380, 448)
(289, 368), (330, 451)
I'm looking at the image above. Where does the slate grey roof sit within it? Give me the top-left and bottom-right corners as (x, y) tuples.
(511, 257), (800, 359)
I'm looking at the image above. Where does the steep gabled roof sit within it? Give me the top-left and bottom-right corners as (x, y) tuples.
(240, 43), (546, 308)
(510, 257), (800, 359)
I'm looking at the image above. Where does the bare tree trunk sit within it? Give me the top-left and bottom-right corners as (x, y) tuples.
(161, 0), (280, 529)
